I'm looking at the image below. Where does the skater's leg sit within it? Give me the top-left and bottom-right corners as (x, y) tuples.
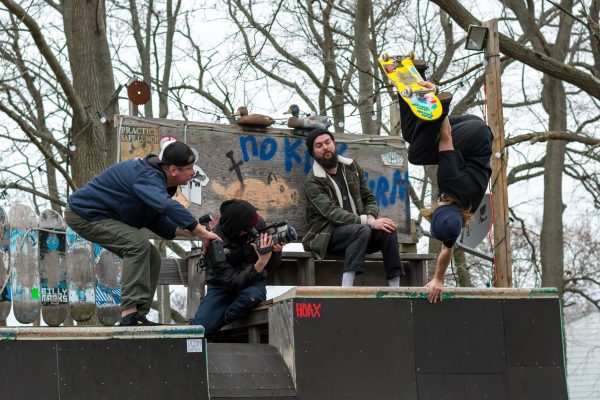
(399, 89), (453, 165)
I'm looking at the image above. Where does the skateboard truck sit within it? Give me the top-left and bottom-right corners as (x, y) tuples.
(380, 51), (415, 62)
(400, 86), (439, 99)
(381, 51), (415, 73)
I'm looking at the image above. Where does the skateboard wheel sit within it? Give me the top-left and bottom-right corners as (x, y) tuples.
(401, 88), (413, 98)
(381, 53), (390, 62)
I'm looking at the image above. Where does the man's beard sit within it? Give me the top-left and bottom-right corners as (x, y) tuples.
(315, 150), (338, 169)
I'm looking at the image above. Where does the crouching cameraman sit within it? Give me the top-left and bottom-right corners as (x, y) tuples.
(190, 199), (283, 339)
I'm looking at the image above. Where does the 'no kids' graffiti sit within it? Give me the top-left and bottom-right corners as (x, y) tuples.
(238, 135), (408, 207)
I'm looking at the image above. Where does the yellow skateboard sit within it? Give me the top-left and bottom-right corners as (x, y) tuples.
(378, 52), (443, 121)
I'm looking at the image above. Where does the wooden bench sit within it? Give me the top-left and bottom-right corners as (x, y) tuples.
(158, 247), (437, 323)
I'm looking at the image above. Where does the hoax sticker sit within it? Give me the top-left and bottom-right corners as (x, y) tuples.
(187, 339), (203, 353)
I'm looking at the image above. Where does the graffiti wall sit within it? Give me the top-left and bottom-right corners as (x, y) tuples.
(116, 117), (412, 243)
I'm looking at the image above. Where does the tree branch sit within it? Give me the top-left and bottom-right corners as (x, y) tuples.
(429, 0), (600, 100)
(505, 131), (600, 147)
(0, 0), (87, 124)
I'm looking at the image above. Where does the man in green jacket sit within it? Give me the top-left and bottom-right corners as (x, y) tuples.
(302, 128), (405, 287)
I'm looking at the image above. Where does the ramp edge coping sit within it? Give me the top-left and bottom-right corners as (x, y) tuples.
(0, 325), (205, 340)
(272, 286), (559, 303)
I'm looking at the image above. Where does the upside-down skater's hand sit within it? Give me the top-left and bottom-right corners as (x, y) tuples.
(425, 278), (444, 304)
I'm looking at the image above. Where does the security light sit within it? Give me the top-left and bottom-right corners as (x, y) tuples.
(465, 25), (488, 51)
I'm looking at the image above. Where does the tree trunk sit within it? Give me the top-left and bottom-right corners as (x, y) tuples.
(63, 0), (117, 187)
(354, 0), (375, 135)
(453, 249), (472, 287)
(129, 0), (154, 117)
(540, 76), (567, 296)
(425, 165), (441, 280)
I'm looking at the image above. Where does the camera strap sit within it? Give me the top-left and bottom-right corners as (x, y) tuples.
(257, 245), (273, 255)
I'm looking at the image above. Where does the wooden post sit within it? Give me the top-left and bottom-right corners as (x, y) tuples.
(390, 100), (401, 137)
(483, 19), (512, 287)
(129, 100), (138, 116)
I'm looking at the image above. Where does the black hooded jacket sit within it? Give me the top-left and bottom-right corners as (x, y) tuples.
(206, 200), (281, 291)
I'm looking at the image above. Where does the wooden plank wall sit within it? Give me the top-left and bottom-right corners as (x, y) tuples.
(116, 116), (413, 243)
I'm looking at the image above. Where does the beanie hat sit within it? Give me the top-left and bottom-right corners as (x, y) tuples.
(159, 137), (195, 166)
(305, 128), (335, 156)
(430, 204), (462, 247)
(219, 199), (260, 239)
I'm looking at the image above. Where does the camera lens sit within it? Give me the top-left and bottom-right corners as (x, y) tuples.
(286, 226), (297, 241)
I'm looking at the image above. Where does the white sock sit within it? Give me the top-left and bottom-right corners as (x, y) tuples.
(388, 276), (400, 287)
(342, 271), (356, 287)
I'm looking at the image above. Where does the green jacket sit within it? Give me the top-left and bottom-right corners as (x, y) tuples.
(302, 155), (379, 259)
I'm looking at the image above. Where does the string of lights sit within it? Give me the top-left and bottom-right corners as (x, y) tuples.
(0, 82), (126, 200)
(0, 67), (478, 201)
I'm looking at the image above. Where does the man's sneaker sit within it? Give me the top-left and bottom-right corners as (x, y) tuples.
(119, 312), (163, 326)
(119, 312), (143, 326)
(138, 314), (162, 326)
(413, 60), (429, 80)
(437, 92), (453, 110)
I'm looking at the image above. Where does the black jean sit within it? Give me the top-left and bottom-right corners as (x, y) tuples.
(399, 95), (491, 166)
(327, 224), (405, 279)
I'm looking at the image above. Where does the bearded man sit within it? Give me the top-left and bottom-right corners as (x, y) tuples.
(302, 128), (405, 287)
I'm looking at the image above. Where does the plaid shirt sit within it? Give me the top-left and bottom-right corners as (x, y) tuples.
(302, 155), (379, 259)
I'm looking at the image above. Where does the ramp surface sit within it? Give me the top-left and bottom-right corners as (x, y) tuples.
(269, 287), (567, 400)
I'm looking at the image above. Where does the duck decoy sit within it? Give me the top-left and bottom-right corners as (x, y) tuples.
(232, 106), (275, 128)
(284, 104), (332, 130)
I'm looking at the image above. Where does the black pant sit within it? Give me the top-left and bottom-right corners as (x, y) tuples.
(399, 96), (492, 166)
(327, 224), (405, 279)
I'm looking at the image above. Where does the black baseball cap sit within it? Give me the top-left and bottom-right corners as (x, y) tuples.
(430, 204), (462, 248)
(160, 141), (195, 166)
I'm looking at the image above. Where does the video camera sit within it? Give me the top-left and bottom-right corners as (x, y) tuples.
(247, 221), (297, 254)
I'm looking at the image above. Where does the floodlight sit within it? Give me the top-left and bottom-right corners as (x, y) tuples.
(465, 25), (488, 51)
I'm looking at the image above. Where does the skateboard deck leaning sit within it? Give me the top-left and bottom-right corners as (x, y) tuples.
(9, 204), (40, 324)
(0, 207), (11, 321)
(93, 244), (122, 326)
(66, 227), (96, 322)
(378, 54), (443, 121)
(39, 209), (68, 326)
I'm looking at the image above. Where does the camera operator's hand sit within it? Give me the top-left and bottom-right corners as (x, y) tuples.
(250, 233), (274, 273)
(272, 242), (284, 252)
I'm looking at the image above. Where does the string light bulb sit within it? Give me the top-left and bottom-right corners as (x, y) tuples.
(38, 167), (44, 177)
(97, 112), (107, 124)
(371, 111), (377, 121)
(68, 141), (76, 151)
(337, 118), (345, 128)
(183, 105), (190, 117)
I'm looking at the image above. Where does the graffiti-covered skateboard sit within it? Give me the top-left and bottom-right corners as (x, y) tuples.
(0, 206), (11, 321)
(378, 52), (442, 121)
(66, 227), (95, 322)
(38, 209), (68, 326)
(94, 244), (122, 326)
(9, 203), (40, 324)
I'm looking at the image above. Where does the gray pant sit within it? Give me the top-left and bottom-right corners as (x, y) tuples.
(64, 206), (161, 314)
(327, 224), (405, 279)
